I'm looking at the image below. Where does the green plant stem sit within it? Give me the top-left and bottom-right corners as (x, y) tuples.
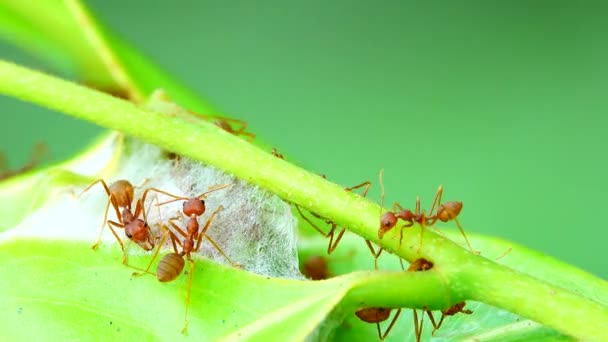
(0, 60), (606, 340)
(63, 0), (142, 102)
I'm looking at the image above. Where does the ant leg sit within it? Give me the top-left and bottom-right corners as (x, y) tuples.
(133, 178), (150, 188)
(82, 179), (123, 249)
(168, 219), (189, 239)
(141, 187), (187, 207)
(202, 235), (240, 267)
(495, 247), (513, 260)
(181, 258), (195, 335)
(198, 205), (223, 238)
(380, 308), (402, 340)
(427, 185), (444, 217)
(453, 218), (480, 254)
(239, 131), (256, 142)
(199, 184), (232, 198)
(365, 240), (382, 270)
(326, 180), (370, 255)
(425, 310), (441, 336)
(132, 225), (176, 277)
(80, 179), (120, 221)
(413, 308), (424, 342)
(429, 311), (446, 336)
(106, 220), (127, 264)
(295, 205), (330, 237)
(327, 225), (346, 254)
(92, 195), (113, 250)
(374, 322), (382, 341)
(214, 117), (256, 141)
(345, 180), (371, 197)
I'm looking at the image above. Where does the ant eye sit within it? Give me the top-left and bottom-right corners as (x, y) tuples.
(126, 231), (132, 238)
(199, 199), (205, 206)
(182, 202), (186, 208)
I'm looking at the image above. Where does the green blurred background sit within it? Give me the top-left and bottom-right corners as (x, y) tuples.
(1, 1), (606, 278)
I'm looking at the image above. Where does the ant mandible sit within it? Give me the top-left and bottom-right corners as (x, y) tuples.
(80, 179), (156, 264)
(378, 173), (478, 253)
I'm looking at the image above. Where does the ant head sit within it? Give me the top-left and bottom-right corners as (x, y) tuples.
(378, 212), (397, 238)
(125, 219), (154, 251)
(436, 201), (463, 222)
(355, 307), (391, 323)
(183, 198), (205, 217)
(407, 258), (434, 272)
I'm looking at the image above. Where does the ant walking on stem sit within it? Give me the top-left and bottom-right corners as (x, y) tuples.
(80, 179), (156, 263)
(378, 172), (478, 254)
(133, 185), (240, 334)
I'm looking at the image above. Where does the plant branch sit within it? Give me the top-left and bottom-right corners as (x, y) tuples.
(63, 0), (143, 102)
(0, 60), (606, 340)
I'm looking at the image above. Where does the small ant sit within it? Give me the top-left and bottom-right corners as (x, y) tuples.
(80, 179), (156, 264)
(134, 185), (239, 334)
(271, 148), (284, 159)
(378, 173), (478, 253)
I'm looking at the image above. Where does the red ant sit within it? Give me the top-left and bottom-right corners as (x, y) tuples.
(80, 179), (156, 264)
(134, 185), (239, 334)
(378, 172), (478, 253)
(271, 147), (284, 159)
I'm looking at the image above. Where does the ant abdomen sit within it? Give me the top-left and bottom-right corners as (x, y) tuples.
(157, 253), (186, 282)
(108, 180), (134, 208)
(355, 307), (392, 323)
(436, 201), (463, 222)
